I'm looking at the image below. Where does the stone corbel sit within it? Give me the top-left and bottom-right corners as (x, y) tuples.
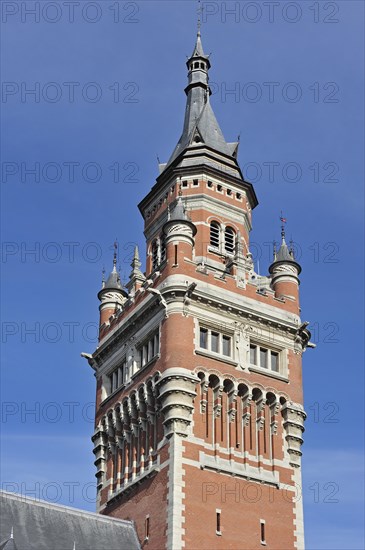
(281, 401), (306, 468)
(156, 368), (199, 438)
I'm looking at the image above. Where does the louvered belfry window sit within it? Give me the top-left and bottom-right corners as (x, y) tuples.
(210, 221), (220, 248)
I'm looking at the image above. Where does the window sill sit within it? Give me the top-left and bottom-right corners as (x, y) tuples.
(207, 245), (234, 259)
(132, 355), (160, 379)
(248, 364), (288, 383)
(195, 349), (237, 367)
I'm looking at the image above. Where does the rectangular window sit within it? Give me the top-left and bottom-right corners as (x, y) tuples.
(145, 516), (150, 540)
(199, 327), (232, 359)
(139, 330), (160, 370)
(211, 332), (219, 353)
(260, 521), (266, 544)
(200, 328), (208, 349)
(250, 344), (257, 364)
(260, 348), (268, 368)
(271, 352), (279, 372)
(250, 343), (281, 374)
(108, 361), (126, 395)
(222, 335), (231, 356)
(216, 511), (221, 534)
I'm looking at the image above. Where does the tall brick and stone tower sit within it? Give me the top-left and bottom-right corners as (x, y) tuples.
(86, 30), (313, 550)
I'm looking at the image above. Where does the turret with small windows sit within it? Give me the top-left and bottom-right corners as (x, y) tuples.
(269, 223), (302, 309)
(97, 243), (127, 328)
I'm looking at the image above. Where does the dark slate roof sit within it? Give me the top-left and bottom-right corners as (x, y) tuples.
(275, 240), (293, 262)
(0, 538), (18, 550)
(104, 266), (123, 291)
(190, 30), (206, 58)
(164, 32), (239, 172)
(170, 197), (188, 221)
(0, 491), (140, 550)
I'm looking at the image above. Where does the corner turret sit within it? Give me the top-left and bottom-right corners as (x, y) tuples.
(269, 219), (301, 305)
(97, 243), (127, 327)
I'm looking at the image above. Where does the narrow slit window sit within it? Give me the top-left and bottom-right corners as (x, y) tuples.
(145, 516), (150, 540)
(260, 521), (266, 544)
(174, 244), (178, 265)
(216, 512), (221, 534)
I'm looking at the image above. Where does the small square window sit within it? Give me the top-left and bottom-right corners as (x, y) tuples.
(236, 193), (242, 200)
(227, 189), (232, 196)
(193, 179), (199, 186)
(182, 180), (188, 188)
(207, 180), (213, 188)
(217, 185), (223, 192)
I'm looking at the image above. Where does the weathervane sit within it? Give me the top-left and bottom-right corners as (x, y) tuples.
(280, 211), (287, 239)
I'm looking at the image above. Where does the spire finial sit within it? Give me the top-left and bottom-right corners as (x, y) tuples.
(101, 265), (106, 285)
(113, 240), (118, 268)
(280, 212), (287, 242)
(197, 0), (202, 35)
(10, 526), (14, 539)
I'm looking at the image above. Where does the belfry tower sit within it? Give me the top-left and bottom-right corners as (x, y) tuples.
(87, 30), (313, 550)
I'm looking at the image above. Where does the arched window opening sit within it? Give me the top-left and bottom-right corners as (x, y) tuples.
(210, 221), (220, 249)
(160, 236), (166, 263)
(151, 240), (159, 270)
(224, 226), (236, 254)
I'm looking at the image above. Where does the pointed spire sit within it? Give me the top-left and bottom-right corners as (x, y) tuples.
(191, 29), (206, 59)
(163, 28), (240, 170)
(127, 245), (146, 294)
(131, 245), (141, 270)
(102, 241), (124, 292)
(170, 196), (188, 221)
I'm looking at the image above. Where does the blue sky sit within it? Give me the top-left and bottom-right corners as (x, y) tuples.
(1, 1), (364, 548)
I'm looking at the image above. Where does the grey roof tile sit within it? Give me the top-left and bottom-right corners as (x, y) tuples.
(0, 492), (140, 550)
